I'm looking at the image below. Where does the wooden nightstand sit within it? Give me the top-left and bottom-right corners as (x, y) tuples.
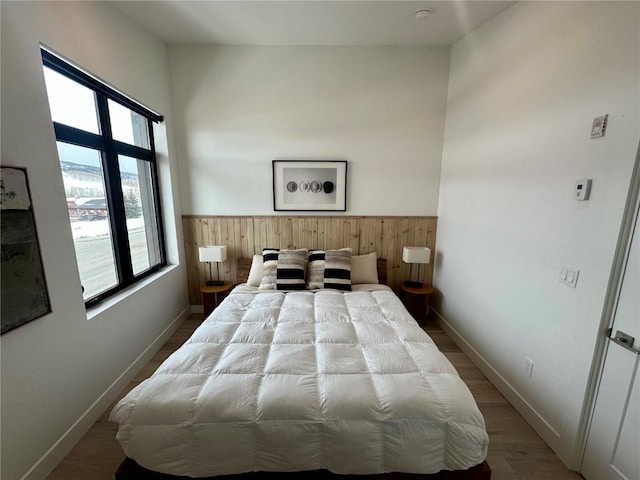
(200, 282), (233, 319)
(400, 282), (434, 325)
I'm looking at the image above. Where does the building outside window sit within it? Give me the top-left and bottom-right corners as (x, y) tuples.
(41, 48), (166, 305)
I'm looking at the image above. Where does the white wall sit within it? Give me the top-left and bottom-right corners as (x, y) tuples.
(435, 1), (639, 468)
(0, 2), (189, 479)
(169, 46), (450, 216)
(4, 1), (637, 478)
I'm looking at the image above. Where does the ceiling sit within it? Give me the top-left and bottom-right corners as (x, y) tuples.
(109, 1), (516, 47)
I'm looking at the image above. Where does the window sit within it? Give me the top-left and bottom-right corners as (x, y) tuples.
(42, 48), (166, 306)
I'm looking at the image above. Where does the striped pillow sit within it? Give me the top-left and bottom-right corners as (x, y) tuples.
(276, 249), (308, 290)
(324, 248), (352, 291)
(306, 250), (326, 289)
(258, 248), (280, 290)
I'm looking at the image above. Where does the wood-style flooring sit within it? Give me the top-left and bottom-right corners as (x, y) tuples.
(47, 314), (584, 480)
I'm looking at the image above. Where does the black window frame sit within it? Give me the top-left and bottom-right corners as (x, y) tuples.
(42, 48), (167, 307)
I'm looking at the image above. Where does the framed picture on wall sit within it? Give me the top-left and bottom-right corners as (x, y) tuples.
(272, 160), (347, 211)
(1, 166), (51, 334)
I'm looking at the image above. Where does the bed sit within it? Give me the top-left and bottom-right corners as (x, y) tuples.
(111, 251), (490, 480)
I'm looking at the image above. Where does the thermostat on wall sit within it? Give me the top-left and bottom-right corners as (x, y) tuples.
(590, 114), (608, 138)
(575, 179), (592, 201)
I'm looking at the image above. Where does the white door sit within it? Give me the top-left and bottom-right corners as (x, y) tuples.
(581, 192), (640, 480)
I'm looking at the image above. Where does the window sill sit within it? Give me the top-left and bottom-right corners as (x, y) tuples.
(86, 264), (179, 321)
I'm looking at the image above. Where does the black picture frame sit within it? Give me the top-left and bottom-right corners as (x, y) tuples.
(1, 166), (51, 334)
(272, 160), (347, 212)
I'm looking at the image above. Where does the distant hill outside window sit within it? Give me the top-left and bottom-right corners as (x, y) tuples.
(41, 48), (165, 305)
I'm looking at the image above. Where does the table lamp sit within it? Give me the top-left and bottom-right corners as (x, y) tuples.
(402, 246), (431, 288)
(199, 245), (227, 286)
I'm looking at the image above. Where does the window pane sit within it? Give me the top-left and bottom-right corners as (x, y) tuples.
(109, 100), (150, 148)
(43, 67), (100, 134)
(57, 142), (118, 299)
(119, 155), (161, 275)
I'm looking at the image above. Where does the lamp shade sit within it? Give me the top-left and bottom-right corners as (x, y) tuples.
(402, 246), (431, 264)
(199, 245), (227, 263)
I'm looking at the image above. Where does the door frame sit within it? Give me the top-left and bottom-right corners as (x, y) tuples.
(575, 140), (640, 470)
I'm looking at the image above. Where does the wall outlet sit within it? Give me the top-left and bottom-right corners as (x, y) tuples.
(523, 357), (534, 377)
(560, 265), (580, 288)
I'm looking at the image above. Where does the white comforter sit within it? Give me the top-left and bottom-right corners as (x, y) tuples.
(110, 289), (488, 477)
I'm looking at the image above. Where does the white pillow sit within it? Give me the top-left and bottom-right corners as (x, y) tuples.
(351, 252), (378, 284)
(247, 254), (264, 287)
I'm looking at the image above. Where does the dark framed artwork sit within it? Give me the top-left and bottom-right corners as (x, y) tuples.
(272, 160), (347, 211)
(1, 167), (51, 334)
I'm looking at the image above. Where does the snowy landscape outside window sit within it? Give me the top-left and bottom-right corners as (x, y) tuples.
(42, 49), (165, 305)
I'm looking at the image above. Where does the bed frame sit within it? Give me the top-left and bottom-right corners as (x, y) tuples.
(116, 458), (491, 480)
(114, 256), (490, 480)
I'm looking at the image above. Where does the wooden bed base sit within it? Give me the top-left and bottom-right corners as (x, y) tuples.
(116, 458), (491, 480)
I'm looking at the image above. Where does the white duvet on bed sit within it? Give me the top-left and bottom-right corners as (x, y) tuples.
(110, 288), (488, 477)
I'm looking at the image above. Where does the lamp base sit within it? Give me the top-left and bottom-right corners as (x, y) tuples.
(206, 280), (225, 287)
(405, 281), (423, 288)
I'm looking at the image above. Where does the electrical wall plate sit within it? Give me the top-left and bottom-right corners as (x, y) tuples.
(590, 114), (608, 138)
(575, 179), (592, 201)
(560, 265), (580, 288)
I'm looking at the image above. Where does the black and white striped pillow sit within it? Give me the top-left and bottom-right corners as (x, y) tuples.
(276, 249), (308, 290)
(306, 250), (326, 289)
(324, 248), (352, 291)
(258, 248), (280, 290)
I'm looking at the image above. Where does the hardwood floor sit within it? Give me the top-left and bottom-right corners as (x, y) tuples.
(423, 322), (583, 480)
(47, 314), (584, 480)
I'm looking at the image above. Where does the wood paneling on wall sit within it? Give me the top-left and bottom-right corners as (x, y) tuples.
(182, 216), (437, 305)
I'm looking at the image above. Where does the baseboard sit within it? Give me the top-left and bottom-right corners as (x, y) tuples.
(432, 309), (562, 455)
(21, 305), (191, 480)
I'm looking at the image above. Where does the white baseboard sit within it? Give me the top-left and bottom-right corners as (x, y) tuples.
(21, 305), (191, 480)
(432, 309), (563, 457)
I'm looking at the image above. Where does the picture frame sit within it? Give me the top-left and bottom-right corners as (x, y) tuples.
(1, 166), (51, 334)
(272, 160), (347, 212)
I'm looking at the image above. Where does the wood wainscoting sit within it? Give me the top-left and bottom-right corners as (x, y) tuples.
(182, 216), (437, 305)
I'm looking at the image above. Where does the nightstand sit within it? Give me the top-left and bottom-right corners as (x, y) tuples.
(400, 282), (434, 325)
(200, 282), (233, 319)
